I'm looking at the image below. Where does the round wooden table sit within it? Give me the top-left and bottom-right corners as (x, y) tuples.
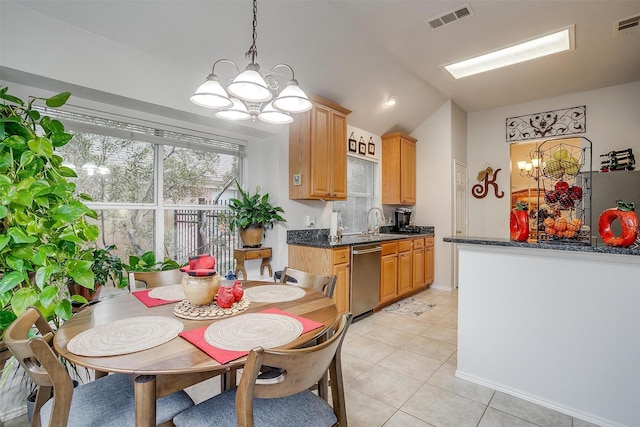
(54, 281), (337, 427)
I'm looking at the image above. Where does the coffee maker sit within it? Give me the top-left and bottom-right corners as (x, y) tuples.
(394, 208), (412, 231)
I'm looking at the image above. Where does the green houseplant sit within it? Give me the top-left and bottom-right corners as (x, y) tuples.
(68, 245), (126, 302)
(0, 86), (99, 334)
(124, 250), (184, 290)
(228, 183), (286, 248)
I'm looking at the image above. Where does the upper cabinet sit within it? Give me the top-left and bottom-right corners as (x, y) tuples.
(381, 132), (417, 205)
(289, 94), (351, 200)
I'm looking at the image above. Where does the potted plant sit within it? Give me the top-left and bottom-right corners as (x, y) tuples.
(228, 183), (286, 248)
(124, 251), (184, 289)
(0, 86), (99, 334)
(68, 245), (126, 302)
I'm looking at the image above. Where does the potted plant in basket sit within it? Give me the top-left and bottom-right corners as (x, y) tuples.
(124, 250), (184, 290)
(0, 86), (99, 335)
(228, 183), (286, 248)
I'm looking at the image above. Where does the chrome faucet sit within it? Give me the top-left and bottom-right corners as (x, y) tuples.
(364, 207), (386, 237)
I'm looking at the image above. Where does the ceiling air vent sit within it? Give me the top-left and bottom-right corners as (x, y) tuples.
(615, 14), (640, 35)
(426, 4), (473, 30)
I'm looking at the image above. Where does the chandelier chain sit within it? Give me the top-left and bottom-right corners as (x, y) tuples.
(245, 0), (259, 64)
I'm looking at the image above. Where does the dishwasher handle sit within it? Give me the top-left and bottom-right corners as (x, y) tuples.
(352, 246), (382, 255)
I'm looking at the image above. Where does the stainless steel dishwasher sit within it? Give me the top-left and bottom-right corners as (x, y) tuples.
(350, 243), (381, 318)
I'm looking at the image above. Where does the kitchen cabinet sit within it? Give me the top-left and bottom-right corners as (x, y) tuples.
(381, 132), (417, 205)
(397, 240), (413, 296)
(379, 242), (398, 304)
(412, 237), (425, 289)
(287, 245), (350, 314)
(425, 236), (434, 285)
(380, 237), (432, 308)
(289, 94), (351, 200)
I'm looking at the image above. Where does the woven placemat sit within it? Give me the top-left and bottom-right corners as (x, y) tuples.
(204, 313), (303, 351)
(148, 284), (185, 301)
(173, 297), (250, 320)
(67, 316), (183, 357)
(243, 285), (305, 303)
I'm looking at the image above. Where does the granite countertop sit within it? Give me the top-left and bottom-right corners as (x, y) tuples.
(288, 226), (435, 248)
(443, 235), (640, 256)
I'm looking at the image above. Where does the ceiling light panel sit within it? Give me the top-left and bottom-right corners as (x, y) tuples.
(443, 26), (575, 79)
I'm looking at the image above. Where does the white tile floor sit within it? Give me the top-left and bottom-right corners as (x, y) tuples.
(4, 286), (603, 427)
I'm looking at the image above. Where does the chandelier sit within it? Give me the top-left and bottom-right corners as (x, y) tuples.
(190, 0), (312, 124)
(517, 151), (543, 180)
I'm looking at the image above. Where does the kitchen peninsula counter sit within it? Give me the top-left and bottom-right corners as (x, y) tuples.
(287, 227), (434, 248)
(447, 235), (639, 427)
(443, 235), (640, 256)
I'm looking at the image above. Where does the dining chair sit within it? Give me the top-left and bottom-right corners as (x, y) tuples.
(174, 312), (352, 427)
(4, 307), (194, 427)
(278, 267), (336, 298)
(128, 268), (185, 291)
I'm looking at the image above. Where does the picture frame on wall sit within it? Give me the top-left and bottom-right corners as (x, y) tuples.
(367, 137), (375, 155)
(358, 137), (366, 155)
(348, 132), (357, 152)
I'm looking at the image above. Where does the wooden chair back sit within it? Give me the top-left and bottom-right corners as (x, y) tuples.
(279, 267), (337, 298)
(128, 268), (185, 290)
(235, 312), (352, 427)
(3, 307), (75, 427)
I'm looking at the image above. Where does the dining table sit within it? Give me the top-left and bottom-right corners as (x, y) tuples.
(54, 280), (338, 427)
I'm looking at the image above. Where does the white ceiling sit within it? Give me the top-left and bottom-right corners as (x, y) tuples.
(9, 0), (640, 136)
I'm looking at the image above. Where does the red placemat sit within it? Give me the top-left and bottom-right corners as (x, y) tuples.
(180, 309), (325, 364)
(132, 289), (181, 307)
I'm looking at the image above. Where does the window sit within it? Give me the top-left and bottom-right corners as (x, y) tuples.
(333, 156), (376, 234)
(48, 107), (244, 267)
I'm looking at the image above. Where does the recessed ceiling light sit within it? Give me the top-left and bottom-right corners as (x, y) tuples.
(385, 96), (397, 107)
(443, 26), (575, 79)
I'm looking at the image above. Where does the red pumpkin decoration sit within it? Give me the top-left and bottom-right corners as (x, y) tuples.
(216, 285), (235, 308)
(232, 280), (244, 302)
(510, 201), (529, 242)
(598, 201), (638, 247)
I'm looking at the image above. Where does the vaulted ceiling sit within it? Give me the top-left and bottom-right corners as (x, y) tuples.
(4, 1), (640, 136)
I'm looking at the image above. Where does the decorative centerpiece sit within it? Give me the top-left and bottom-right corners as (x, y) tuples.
(179, 254), (221, 306)
(175, 255), (248, 319)
(598, 201), (638, 247)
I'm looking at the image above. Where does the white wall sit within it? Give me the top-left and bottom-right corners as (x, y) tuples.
(413, 101), (455, 290)
(467, 81), (640, 238)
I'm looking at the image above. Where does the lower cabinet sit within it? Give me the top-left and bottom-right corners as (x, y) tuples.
(412, 237), (425, 289)
(379, 242), (398, 304)
(425, 236), (435, 285)
(397, 240), (413, 296)
(288, 245), (350, 314)
(379, 236), (434, 309)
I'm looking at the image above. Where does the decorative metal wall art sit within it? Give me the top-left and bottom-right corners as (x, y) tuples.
(506, 106), (586, 142)
(472, 166), (504, 199)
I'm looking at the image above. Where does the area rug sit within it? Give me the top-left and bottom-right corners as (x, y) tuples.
(383, 298), (436, 318)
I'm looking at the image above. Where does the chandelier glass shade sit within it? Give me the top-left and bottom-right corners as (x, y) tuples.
(517, 152), (543, 180)
(190, 0), (312, 123)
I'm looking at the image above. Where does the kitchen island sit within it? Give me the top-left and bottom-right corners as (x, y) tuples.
(445, 236), (639, 427)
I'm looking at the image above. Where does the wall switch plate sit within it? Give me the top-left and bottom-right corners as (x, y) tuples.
(306, 215), (316, 227)
(292, 174), (301, 186)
